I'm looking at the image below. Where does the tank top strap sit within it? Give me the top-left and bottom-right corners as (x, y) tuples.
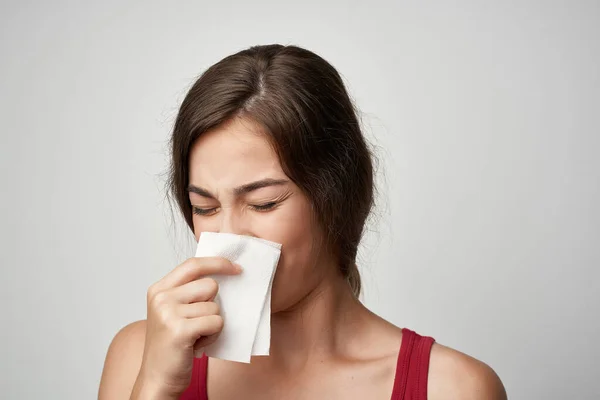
(178, 354), (208, 400)
(390, 328), (435, 400)
(181, 330), (434, 400)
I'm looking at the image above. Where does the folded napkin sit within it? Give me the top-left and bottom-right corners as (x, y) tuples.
(194, 232), (281, 363)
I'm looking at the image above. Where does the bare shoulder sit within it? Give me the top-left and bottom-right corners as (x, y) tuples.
(427, 343), (507, 400)
(98, 320), (147, 400)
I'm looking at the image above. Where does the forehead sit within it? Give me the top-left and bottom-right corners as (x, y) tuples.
(188, 117), (285, 186)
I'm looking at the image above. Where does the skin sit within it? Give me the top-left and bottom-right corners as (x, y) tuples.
(99, 117), (507, 399)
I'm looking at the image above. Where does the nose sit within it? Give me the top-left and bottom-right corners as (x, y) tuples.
(218, 206), (246, 236)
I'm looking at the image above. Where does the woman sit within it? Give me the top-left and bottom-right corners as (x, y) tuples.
(99, 44), (506, 400)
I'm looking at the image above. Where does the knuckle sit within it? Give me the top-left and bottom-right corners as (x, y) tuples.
(183, 257), (198, 268)
(156, 304), (173, 324)
(219, 257), (234, 268)
(175, 258), (197, 275)
(170, 320), (187, 342)
(150, 290), (169, 307)
(147, 284), (158, 300)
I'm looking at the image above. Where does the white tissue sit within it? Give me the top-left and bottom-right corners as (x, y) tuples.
(194, 232), (281, 363)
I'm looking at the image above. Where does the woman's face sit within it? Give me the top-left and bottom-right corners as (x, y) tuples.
(188, 117), (328, 312)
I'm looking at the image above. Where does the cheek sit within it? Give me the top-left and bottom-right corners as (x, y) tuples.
(267, 211), (312, 252)
(192, 214), (218, 242)
(265, 200), (326, 309)
(259, 198), (317, 263)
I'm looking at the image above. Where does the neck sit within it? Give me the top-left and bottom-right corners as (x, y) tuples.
(259, 270), (369, 371)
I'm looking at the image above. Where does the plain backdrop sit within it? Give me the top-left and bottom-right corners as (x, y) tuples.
(1, 1), (599, 399)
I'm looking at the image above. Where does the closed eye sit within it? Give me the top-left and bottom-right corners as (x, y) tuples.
(192, 203), (276, 215)
(250, 202), (277, 212)
(192, 206), (218, 216)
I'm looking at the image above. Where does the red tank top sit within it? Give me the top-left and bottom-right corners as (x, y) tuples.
(179, 328), (434, 400)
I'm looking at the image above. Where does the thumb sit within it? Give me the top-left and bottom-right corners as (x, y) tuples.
(193, 332), (221, 358)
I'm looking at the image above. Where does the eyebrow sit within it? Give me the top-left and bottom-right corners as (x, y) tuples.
(187, 178), (289, 199)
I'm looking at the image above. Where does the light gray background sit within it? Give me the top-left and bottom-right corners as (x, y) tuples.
(1, 1), (598, 399)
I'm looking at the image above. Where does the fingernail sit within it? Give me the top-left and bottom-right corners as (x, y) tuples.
(233, 263), (243, 272)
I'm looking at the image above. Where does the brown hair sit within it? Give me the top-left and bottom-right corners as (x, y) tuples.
(168, 44), (374, 297)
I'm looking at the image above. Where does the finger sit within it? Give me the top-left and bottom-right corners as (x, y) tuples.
(152, 257), (241, 293)
(170, 277), (220, 304)
(193, 331), (221, 357)
(180, 315), (224, 344)
(176, 301), (220, 319)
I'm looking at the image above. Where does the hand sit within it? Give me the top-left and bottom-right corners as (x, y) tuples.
(131, 257), (241, 398)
